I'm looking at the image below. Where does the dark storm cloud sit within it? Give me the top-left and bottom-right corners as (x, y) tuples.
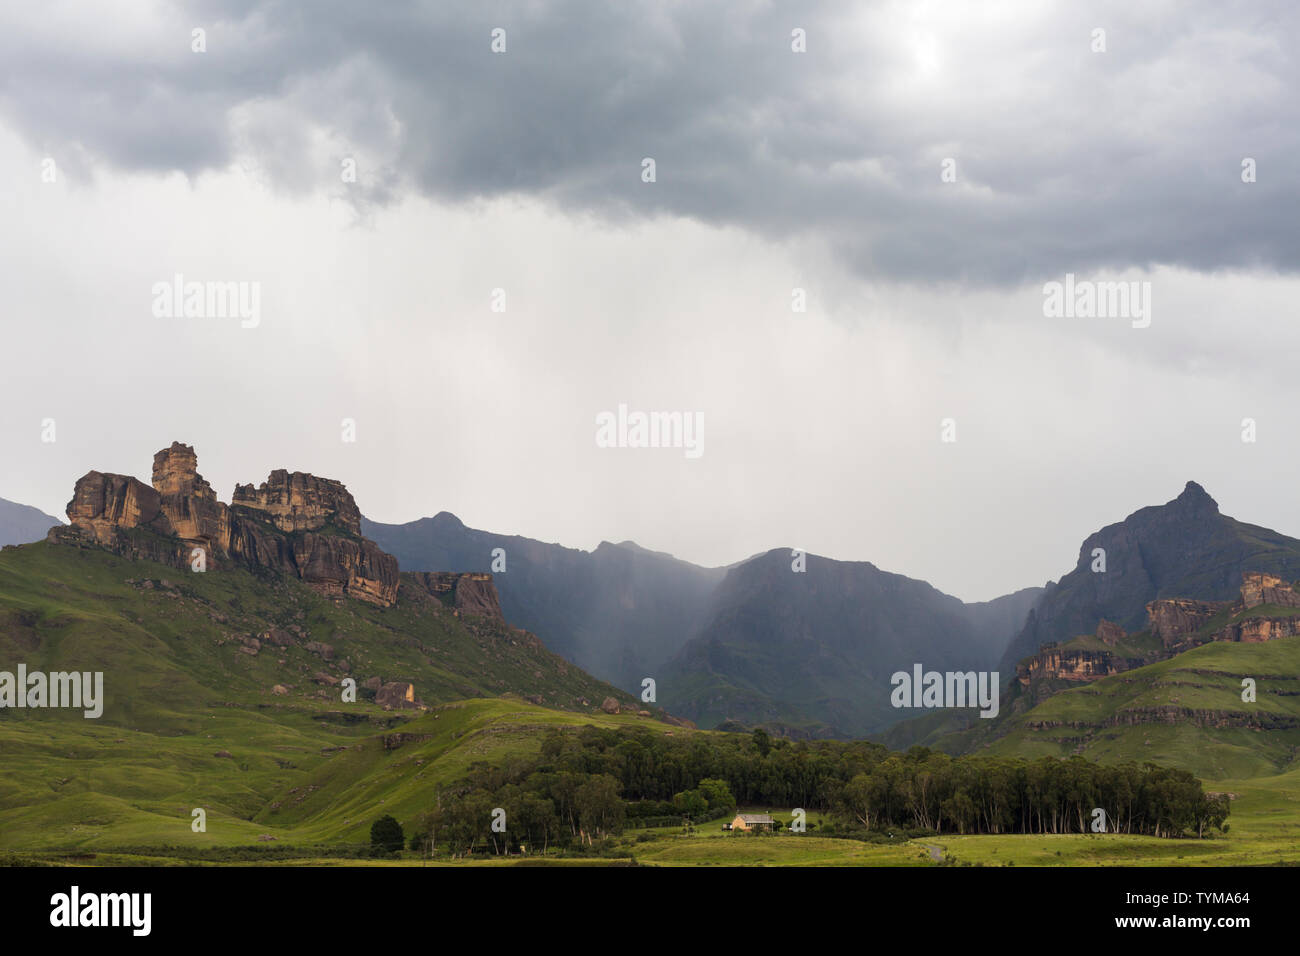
(2, 0), (1297, 282)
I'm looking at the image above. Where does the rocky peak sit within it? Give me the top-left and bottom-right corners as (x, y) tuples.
(57, 442), (398, 606)
(1002, 479), (1300, 672)
(150, 442), (227, 545)
(152, 442), (216, 501)
(65, 471), (164, 545)
(1171, 480), (1218, 517)
(232, 470), (362, 536)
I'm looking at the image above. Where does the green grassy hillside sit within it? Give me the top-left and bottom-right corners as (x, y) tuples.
(0, 540), (643, 853)
(951, 638), (1300, 781)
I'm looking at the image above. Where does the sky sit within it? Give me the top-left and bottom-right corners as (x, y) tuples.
(2, 0), (1299, 602)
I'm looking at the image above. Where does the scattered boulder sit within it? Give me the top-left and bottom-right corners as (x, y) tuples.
(261, 628), (294, 647)
(376, 681), (416, 709)
(305, 641), (335, 661)
(601, 697), (620, 715)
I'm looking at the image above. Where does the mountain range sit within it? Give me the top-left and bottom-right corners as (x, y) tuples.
(365, 479), (1300, 738)
(0, 496), (61, 547)
(11, 451), (1300, 743)
(362, 513), (725, 693)
(363, 516), (1043, 736)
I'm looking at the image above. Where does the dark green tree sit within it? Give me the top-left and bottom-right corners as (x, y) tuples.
(370, 814), (405, 854)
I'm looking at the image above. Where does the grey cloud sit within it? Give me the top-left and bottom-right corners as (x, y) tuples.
(1, 0), (1297, 281)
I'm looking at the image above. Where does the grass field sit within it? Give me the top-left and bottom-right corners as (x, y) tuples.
(4, 693), (1300, 867)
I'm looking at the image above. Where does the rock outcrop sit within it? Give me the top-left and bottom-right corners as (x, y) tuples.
(1095, 619), (1125, 646)
(1016, 646), (1124, 687)
(1020, 570), (1300, 708)
(1240, 572), (1300, 610)
(410, 571), (504, 619)
(1144, 574), (1300, 647)
(1215, 616), (1300, 643)
(55, 442), (399, 605)
(376, 681), (416, 709)
(1145, 598), (1229, 647)
(232, 470), (363, 536)
(65, 472), (166, 543)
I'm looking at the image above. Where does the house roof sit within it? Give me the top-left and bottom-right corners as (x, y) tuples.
(738, 814), (774, 823)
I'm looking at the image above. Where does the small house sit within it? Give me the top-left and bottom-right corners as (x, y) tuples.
(730, 813), (775, 832)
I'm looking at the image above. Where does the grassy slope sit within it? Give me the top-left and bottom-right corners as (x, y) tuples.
(968, 636), (1300, 781)
(0, 541), (637, 852)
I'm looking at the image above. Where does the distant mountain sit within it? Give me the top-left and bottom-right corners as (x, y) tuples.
(999, 481), (1300, 673)
(365, 515), (1043, 732)
(362, 513), (726, 691)
(0, 497), (62, 547)
(658, 549), (1044, 738)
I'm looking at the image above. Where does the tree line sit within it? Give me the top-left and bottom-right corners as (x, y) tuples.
(403, 725), (1228, 855)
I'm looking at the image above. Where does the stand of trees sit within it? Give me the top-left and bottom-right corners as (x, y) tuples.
(404, 725), (1228, 855)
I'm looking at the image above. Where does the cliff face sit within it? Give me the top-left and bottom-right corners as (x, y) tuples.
(232, 469), (363, 536)
(1150, 574), (1300, 646)
(64, 472), (167, 543)
(1018, 647), (1119, 684)
(55, 442), (399, 606)
(1218, 616), (1300, 643)
(1015, 571), (1300, 711)
(1014, 621), (1142, 696)
(1145, 598), (1229, 647)
(1240, 572), (1300, 610)
(410, 571), (505, 619)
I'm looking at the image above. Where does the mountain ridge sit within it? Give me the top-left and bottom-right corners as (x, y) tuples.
(0, 497), (63, 548)
(999, 480), (1300, 673)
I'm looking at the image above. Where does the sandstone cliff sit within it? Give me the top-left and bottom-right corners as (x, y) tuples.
(1017, 646), (1122, 685)
(1240, 571), (1300, 610)
(1145, 598), (1230, 647)
(1015, 571), (1300, 712)
(54, 442), (399, 605)
(410, 571), (505, 619)
(1014, 621), (1148, 699)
